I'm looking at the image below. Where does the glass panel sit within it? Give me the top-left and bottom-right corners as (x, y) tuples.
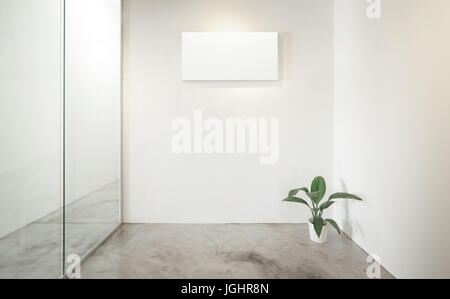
(64, 0), (121, 274)
(0, 0), (63, 278)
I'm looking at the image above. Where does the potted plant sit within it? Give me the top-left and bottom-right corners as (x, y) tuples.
(283, 176), (362, 243)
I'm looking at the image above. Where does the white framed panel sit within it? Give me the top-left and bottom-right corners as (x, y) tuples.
(182, 32), (279, 81)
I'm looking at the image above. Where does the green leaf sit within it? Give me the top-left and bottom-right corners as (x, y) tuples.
(306, 191), (322, 205)
(312, 207), (320, 217)
(283, 197), (310, 208)
(329, 192), (363, 201)
(288, 187), (309, 197)
(313, 217), (324, 237)
(319, 201), (335, 211)
(311, 177), (326, 203)
(325, 218), (341, 235)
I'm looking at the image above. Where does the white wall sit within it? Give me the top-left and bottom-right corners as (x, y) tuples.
(0, 0), (62, 238)
(65, 0), (122, 203)
(123, 0), (334, 223)
(334, 0), (450, 278)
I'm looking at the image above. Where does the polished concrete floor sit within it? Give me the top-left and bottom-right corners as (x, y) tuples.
(0, 181), (120, 279)
(81, 224), (395, 279)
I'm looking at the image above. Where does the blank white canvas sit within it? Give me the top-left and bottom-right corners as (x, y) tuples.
(182, 32), (278, 81)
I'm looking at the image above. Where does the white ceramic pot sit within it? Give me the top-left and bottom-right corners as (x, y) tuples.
(308, 219), (328, 244)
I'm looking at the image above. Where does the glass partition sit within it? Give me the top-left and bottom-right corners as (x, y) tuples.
(0, 0), (63, 278)
(64, 0), (122, 270)
(0, 0), (121, 278)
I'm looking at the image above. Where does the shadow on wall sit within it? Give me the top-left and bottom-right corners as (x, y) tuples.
(338, 179), (364, 241)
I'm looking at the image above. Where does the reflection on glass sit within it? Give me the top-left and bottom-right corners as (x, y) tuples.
(64, 0), (122, 267)
(0, 0), (121, 278)
(0, 0), (63, 278)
